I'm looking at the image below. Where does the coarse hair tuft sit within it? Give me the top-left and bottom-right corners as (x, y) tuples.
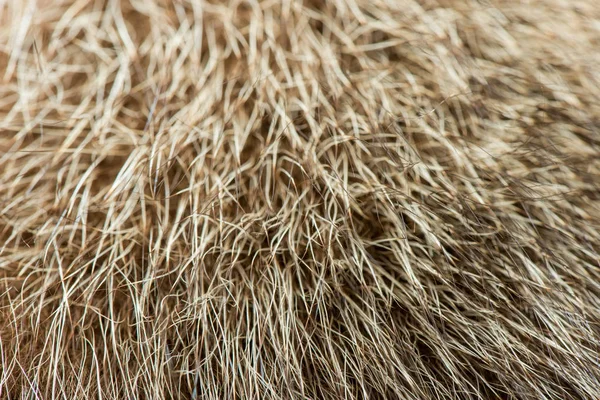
(1, 0), (600, 399)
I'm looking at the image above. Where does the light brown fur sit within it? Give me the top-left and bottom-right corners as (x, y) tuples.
(1, 0), (600, 398)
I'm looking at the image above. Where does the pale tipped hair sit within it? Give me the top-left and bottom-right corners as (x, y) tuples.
(1, 0), (600, 399)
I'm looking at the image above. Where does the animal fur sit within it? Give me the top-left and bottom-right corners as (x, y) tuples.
(1, 0), (600, 398)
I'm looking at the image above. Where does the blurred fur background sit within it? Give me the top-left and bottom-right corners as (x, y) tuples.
(1, 0), (600, 398)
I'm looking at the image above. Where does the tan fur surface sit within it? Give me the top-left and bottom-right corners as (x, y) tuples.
(1, 0), (600, 398)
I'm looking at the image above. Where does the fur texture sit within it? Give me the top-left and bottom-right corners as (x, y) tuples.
(1, 0), (600, 398)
